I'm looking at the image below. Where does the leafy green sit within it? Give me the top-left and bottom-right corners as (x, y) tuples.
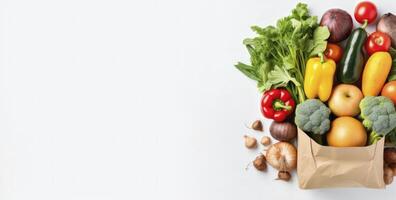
(234, 3), (329, 104)
(268, 65), (301, 88)
(387, 47), (396, 81)
(308, 26), (330, 57)
(235, 62), (261, 81)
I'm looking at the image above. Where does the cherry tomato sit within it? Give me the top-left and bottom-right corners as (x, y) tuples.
(324, 43), (343, 62)
(365, 31), (391, 55)
(354, 1), (377, 24)
(381, 81), (396, 105)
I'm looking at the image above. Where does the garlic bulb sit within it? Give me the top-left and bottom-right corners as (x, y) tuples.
(244, 135), (257, 149)
(260, 136), (271, 146)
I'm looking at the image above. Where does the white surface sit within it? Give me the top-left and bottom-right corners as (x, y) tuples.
(0, 0), (396, 199)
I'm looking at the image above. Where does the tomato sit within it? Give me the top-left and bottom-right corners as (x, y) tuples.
(354, 1), (377, 24)
(381, 81), (396, 105)
(324, 43), (343, 62)
(365, 31), (391, 55)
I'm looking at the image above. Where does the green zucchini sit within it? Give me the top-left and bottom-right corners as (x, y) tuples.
(337, 28), (367, 83)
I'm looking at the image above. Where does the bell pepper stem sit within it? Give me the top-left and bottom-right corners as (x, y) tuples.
(361, 20), (368, 29)
(273, 101), (291, 110)
(318, 52), (325, 63)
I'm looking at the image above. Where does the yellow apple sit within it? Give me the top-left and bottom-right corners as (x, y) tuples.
(328, 84), (363, 117)
(327, 117), (367, 147)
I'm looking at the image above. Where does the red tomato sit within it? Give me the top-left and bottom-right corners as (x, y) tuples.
(365, 31), (391, 55)
(324, 43), (343, 62)
(354, 1), (377, 24)
(381, 81), (396, 105)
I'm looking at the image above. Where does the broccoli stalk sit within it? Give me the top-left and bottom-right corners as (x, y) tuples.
(369, 132), (382, 145)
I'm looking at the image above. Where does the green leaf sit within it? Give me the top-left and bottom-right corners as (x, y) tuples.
(267, 65), (300, 88)
(291, 3), (309, 20)
(308, 26), (330, 57)
(282, 55), (295, 70)
(388, 74), (396, 82)
(290, 18), (301, 28)
(258, 81), (272, 92)
(387, 47), (396, 81)
(313, 26), (330, 41)
(257, 62), (271, 82)
(309, 41), (328, 57)
(234, 3), (318, 100)
(234, 62), (260, 81)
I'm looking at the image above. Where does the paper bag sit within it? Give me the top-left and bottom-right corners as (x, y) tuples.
(297, 129), (385, 189)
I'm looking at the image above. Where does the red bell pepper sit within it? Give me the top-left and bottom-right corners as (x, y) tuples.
(260, 89), (295, 122)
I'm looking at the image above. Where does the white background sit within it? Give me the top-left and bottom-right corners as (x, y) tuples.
(0, 0), (396, 199)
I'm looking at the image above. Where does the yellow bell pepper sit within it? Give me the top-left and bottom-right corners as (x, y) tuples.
(304, 53), (336, 102)
(362, 52), (392, 96)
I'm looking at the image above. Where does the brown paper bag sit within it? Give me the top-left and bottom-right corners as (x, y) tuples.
(297, 129), (385, 189)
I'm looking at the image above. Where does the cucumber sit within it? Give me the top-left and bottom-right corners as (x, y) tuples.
(337, 28), (367, 83)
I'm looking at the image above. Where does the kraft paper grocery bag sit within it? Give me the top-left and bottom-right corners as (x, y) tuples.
(297, 129), (385, 189)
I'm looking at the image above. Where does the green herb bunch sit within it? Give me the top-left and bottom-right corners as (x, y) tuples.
(235, 3), (330, 104)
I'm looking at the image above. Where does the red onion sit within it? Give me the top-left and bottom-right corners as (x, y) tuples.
(320, 9), (353, 43)
(377, 13), (396, 48)
(269, 121), (297, 142)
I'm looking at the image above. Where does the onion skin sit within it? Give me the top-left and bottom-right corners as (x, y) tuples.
(384, 148), (396, 164)
(390, 163), (396, 176)
(320, 9), (353, 43)
(377, 13), (396, 48)
(265, 142), (297, 171)
(384, 166), (394, 185)
(269, 121), (297, 142)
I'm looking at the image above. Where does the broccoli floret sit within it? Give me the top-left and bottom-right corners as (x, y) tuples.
(295, 99), (331, 136)
(359, 96), (396, 137)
